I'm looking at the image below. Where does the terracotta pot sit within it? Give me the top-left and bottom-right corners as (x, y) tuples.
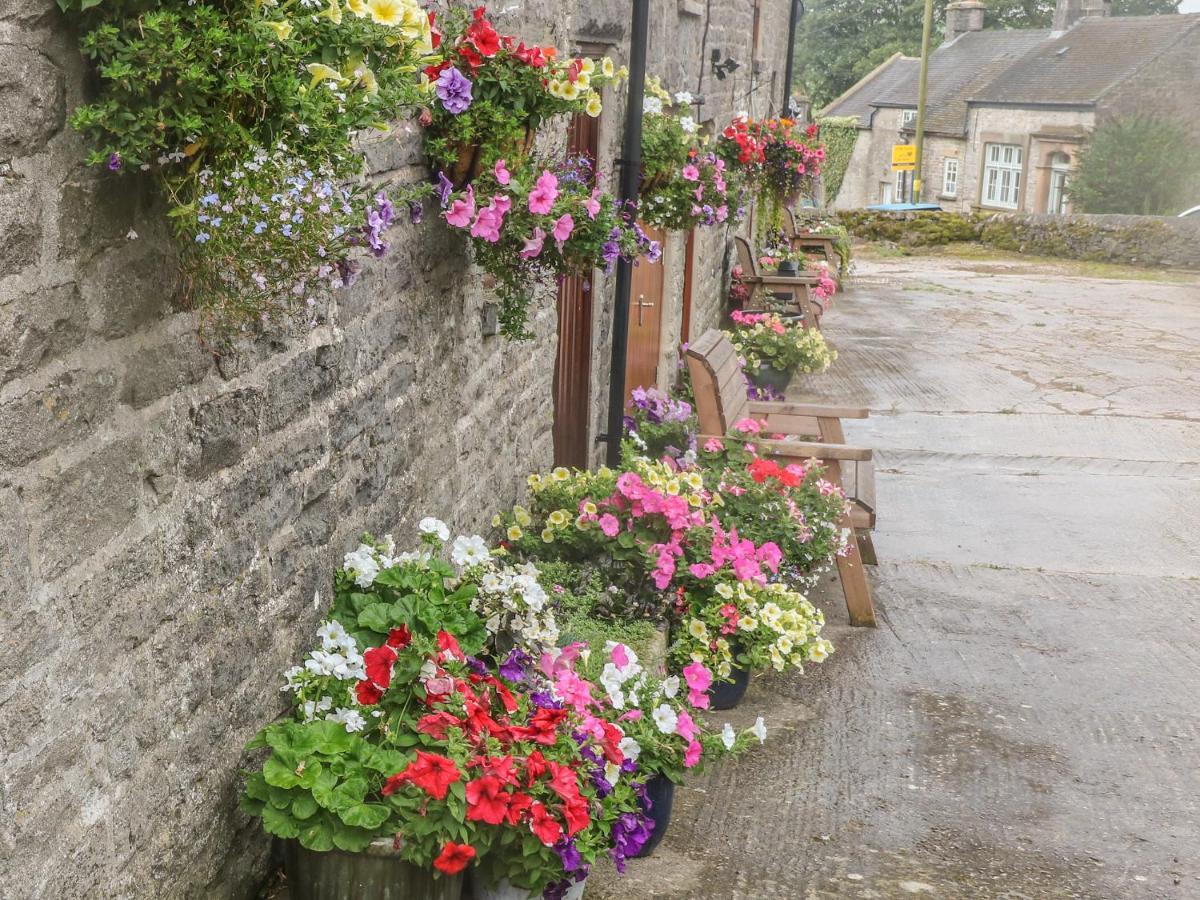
(446, 125), (537, 189)
(282, 839), (463, 900)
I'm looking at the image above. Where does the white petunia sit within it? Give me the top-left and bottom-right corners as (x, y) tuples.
(751, 716), (767, 744)
(721, 723), (736, 751)
(605, 761), (622, 786)
(674, 90), (694, 105)
(418, 516), (450, 542)
(618, 736), (642, 761)
(301, 696), (333, 722)
(660, 675), (680, 699)
(342, 545), (379, 588)
(652, 704), (678, 735)
(679, 115), (697, 134)
(642, 96), (664, 115)
(326, 707), (367, 732)
(450, 534), (491, 568)
(282, 666), (305, 692)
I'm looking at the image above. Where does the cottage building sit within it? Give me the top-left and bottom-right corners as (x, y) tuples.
(823, 0), (1200, 212)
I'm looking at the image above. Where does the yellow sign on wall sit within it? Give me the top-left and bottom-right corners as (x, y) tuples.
(891, 144), (917, 171)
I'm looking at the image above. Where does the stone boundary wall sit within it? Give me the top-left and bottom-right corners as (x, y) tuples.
(0, 0), (793, 897)
(832, 209), (1200, 269)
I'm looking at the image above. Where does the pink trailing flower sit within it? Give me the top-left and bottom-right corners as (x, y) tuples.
(470, 195), (511, 243)
(520, 226), (547, 259)
(552, 213), (575, 247)
(757, 541), (783, 571)
(684, 740), (703, 768)
(527, 170), (559, 214)
(610, 643), (630, 668)
(675, 710), (700, 742)
(617, 709), (643, 722)
(444, 186), (476, 228)
(584, 188), (602, 219)
(681, 164), (700, 181)
(688, 562), (715, 579)
(598, 513), (620, 537)
(703, 437), (725, 453)
(494, 158), (511, 185)
(683, 661), (713, 709)
(732, 417), (762, 435)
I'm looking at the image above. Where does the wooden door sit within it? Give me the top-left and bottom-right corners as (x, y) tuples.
(624, 223), (665, 405)
(553, 112), (600, 468)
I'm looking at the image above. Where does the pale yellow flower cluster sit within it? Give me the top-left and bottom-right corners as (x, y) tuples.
(546, 57), (624, 118)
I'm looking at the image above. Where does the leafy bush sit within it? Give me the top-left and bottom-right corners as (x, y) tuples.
(1068, 116), (1200, 216)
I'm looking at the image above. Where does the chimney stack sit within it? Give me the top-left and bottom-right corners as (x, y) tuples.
(1053, 0), (1111, 32)
(944, 0), (986, 44)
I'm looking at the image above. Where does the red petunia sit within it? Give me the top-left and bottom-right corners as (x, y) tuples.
(466, 13), (500, 57)
(386, 625), (412, 648)
(465, 774), (510, 825)
(748, 457), (780, 484)
(504, 790), (533, 825)
(562, 796), (591, 837)
(545, 761), (581, 802)
(517, 707), (568, 745)
(386, 751), (461, 801)
(529, 801), (563, 846)
(429, 11), (442, 49)
(598, 721), (626, 765)
(524, 750), (548, 784)
(436, 630), (463, 660)
(355, 679), (385, 706)
(457, 43), (484, 70)
(433, 840), (476, 876)
(363, 644), (397, 690)
(416, 711), (462, 740)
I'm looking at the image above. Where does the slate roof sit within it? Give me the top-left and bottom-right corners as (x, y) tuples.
(970, 14), (1200, 104)
(821, 55), (920, 127)
(823, 13), (1200, 137)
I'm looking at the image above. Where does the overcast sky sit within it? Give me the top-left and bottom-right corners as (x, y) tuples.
(1181, 0), (1199, 11)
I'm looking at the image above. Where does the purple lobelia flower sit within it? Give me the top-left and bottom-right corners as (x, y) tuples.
(436, 66), (473, 115)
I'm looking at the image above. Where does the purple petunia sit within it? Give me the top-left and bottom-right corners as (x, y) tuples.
(106, 152), (122, 172)
(436, 66), (473, 115)
(499, 647), (531, 682)
(435, 171), (454, 208)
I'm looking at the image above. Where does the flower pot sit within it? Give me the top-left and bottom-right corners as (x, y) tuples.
(474, 877), (587, 900)
(749, 364), (793, 396)
(632, 775), (675, 858)
(282, 839), (463, 900)
(776, 260), (799, 277)
(446, 126), (537, 189)
(707, 663), (751, 710)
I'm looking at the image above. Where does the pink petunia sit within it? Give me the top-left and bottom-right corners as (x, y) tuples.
(444, 186), (475, 228)
(520, 226), (546, 259)
(681, 164), (700, 181)
(527, 170), (559, 214)
(584, 188), (602, 220)
(610, 643), (629, 668)
(494, 158), (511, 185)
(688, 562), (715, 579)
(684, 740), (702, 768)
(552, 213), (575, 246)
(598, 513), (620, 537)
(683, 661), (713, 694)
(675, 710), (700, 742)
(470, 196), (509, 243)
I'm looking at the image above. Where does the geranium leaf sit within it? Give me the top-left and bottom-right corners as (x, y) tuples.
(260, 803), (301, 839)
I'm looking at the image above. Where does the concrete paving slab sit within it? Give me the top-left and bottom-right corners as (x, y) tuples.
(588, 254), (1200, 899)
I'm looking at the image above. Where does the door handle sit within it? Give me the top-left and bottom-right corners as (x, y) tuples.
(636, 294), (654, 326)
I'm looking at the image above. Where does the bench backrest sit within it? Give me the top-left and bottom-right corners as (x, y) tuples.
(733, 235), (759, 279)
(685, 329), (748, 435)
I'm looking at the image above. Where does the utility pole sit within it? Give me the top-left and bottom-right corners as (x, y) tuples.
(604, 0), (650, 467)
(912, 0), (935, 202)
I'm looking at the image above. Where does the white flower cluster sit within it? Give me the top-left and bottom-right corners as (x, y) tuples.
(598, 642), (647, 710)
(282, 620), (370, 733)
(471, 559), (560, 653)
(643, 96), (664, 115)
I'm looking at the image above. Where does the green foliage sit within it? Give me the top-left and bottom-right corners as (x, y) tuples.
(795, 0), (1180, 109)
(1067, 116), (1200, 215)
(815, 117), (859, 204)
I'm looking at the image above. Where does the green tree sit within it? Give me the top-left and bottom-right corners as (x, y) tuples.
(1067, 116), (1200, 215)
(796, 0), (1180, 110)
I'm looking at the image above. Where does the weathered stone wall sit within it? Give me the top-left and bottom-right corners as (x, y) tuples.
(0, 1), (794, 897)
(836, 208), (1200, 268)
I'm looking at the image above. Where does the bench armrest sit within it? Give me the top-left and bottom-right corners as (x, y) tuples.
(749, 401), (869, 419)
(757, 438), (873, 462)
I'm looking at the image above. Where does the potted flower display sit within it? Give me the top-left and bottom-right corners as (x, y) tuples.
(421, 6), (624, 187)
(437, 155), (661, 338)
(725, 310), (837, 394)
(621, 386), (697, 463)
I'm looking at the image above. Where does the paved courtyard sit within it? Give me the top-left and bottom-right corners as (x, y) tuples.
(590, 252), (1200, 899)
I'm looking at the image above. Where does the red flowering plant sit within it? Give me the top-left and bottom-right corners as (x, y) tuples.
(421, 5), (624, 186)
(438, 154), (660, 338)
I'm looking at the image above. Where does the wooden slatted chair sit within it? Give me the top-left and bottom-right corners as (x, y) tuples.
(733, 235), (824, 329)
(686, 328), (877, 627)
(782, 208), (842, 274)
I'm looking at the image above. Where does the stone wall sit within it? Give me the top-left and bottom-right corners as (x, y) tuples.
(836, 208), (1200, 268)
(0, 0), (793, 897)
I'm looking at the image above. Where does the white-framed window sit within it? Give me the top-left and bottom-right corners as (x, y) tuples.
(901, 109), (918, 128)
(881, 181), (894, 205)
(942, 157), (959, 198)
(982, 143), (1024, 209)
(1047, 151), (1071, 214)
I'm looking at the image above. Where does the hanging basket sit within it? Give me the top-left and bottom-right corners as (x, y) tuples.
(446, 125), (538, 189)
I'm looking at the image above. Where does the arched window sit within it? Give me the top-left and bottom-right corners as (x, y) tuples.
(1047, 152), (1071, 215)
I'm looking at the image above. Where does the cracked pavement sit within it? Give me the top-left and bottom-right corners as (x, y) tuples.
(587, 253), (1200, 899)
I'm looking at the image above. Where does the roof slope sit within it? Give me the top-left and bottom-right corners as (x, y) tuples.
(821, 55), (919, 126)
(872, 30), (1050, 135)
(971, 14), (1200, 104)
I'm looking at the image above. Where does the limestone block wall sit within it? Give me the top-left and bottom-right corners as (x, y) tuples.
(0, 1), (794, 897)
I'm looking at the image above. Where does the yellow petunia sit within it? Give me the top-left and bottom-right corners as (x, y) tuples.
(560, 81), (581, 101)
(601, 57), (615, 77)
(506, 525), (524, 542)
(356, 66), (379, 96)
(264, 20), (293, 41)
(513, 506), (532, 527)
(366, 0), (405, 26)
(551, 467), (570, 482)
(306, 63), (345, 88)
(346, 0), (368, 16)
(585, 93), (602, 118)
(580, 58), (596, 75)
(548, 510), (569, 528)
(582, 501), (597, 516)
(319, 0), (342, 24)
(575, 72), (591, 90)
(541, 529), (555, 543)
(491, 513), (502, 527)
(547, 80), (564, 99)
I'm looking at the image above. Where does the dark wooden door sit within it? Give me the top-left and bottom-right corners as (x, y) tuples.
(623, 223), (665, 405)
(552, 113), (600, 468)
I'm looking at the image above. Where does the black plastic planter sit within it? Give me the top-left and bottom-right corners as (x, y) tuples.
(750, 365), (793, 395)
(633, 774), (676, 858)
(707, 664), (751, 710)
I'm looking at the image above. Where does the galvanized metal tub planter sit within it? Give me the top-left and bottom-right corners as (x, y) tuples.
(282, 838), (463, 900)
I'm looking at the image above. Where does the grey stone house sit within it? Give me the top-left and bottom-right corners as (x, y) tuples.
(824, 0), (1200, 213)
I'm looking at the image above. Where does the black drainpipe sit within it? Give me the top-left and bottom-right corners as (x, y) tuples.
(603, 0), (650, 467)
(782, 0), (804, 116)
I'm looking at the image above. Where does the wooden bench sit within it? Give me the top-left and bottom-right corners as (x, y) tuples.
(733, 235), (824, 329)
(686, 328), (877, 627)
(783, 208), (844, 277)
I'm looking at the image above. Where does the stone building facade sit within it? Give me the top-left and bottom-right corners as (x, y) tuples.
(0, 1), (796, 896)
(823, 0), (1200, 214)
